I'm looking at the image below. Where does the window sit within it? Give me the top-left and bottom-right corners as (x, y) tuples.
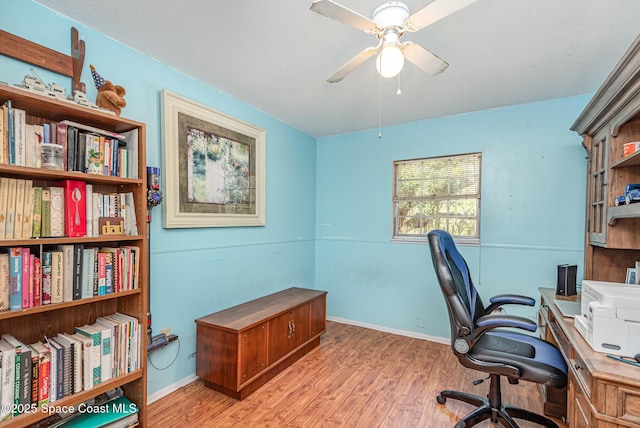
(393, 153), (481, 243)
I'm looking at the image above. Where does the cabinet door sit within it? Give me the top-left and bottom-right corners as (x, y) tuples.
(587, 131), (608, 246)
(310, 296), (326, 338)
(568, 374), (592, 428)
(239, 322), (268, 385)
(268, 304), (310, 364)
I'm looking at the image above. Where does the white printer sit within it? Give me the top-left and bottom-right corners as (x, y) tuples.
(574, 280), (640, 357)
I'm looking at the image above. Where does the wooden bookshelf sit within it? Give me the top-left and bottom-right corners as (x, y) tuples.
(0, 83), (148, 427)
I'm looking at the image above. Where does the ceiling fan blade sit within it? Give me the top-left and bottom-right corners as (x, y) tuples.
(404, 0), (477, 31)
(310, 0), (378, 34)
(401, 42), (449, 75)
(327, 46), (378, 83)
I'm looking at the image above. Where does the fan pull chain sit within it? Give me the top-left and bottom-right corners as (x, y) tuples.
(378, 67), (383, 139)
(397, 74), (402, 95)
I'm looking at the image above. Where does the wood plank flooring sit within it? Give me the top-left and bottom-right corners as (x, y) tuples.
(148, 321), (566, 427)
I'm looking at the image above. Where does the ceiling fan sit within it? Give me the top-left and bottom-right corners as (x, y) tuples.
(310, 0), (477, 83)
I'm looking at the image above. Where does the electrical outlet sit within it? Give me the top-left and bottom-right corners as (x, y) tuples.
(161, 327), (171, 336)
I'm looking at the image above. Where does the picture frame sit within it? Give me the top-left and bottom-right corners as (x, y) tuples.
(161, 90), (265, 228)
(626, 267), (637, 285)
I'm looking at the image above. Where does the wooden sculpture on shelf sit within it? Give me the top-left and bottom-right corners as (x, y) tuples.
(0, 27), (86, 93)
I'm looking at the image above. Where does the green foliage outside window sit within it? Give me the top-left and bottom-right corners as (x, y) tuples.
(393, 153), (481, 241)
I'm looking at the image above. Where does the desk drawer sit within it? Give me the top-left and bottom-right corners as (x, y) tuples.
(570, 351), (592, 398)
(618, 387), (640, 424)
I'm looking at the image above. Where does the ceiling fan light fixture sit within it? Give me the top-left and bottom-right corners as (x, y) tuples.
(376, 43), (404, 78)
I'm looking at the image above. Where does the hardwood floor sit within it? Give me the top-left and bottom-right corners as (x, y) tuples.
(148, 321), (566, 427)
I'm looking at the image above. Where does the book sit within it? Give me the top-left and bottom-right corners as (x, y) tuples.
(29, 341), (50, 406)
(41, 188), (51, 237)
(21, 247), (30, 309)
(70, 333), (93, 391)
(0, 177), (9, 239)
(0, 254), (8, 311)
(66, 125), (78, 172)
(4, 178), (16, 239)
(60, 396), (138, 427)
(0, 103), (5, 165)
(80, 248), (95, 299)
(53, 334), (73, 397)
(45, 337), (64, 401)
(31, 186), (42, 238)
(1, 334), (22, 414)
(57, 245), (74, 302)
(85, 184), (93, 237)
(25, 124), (39, 168)
(72, 244), (84, 300)
(74, 325), (101, 386)
(6, 101), (13, 165)
(21, 181), (33, 239)
(33, 256), (41, 307)
(0, 339), (16, 421)
(92, 191), (100, 237)
(17, 341), (31, 407)
(49, 186), (65, 237)
(86, 134), (103, 175)
(28, 253), (35, 308)
(94, 317), (118, 379)
(56, 122), (68, 171)
(41, 251), (52, 305)
(45, 338), (57, 402)
(13, 107), (26, 167)
(51, 251), (64, 304)
(123, 129), (139, 178)
(3, 335), (30, 410)
(91, 322), (112, 383)
(13, 179), (25, 239)
(58, 120), (127, 141)
(8, 248), (22, 311)
(62, 180), (86, 237)
(97, 251), (107, 295)
(58, 333), (82, 394)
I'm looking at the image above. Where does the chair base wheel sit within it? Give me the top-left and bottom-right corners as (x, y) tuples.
(436, 387), (559, 428)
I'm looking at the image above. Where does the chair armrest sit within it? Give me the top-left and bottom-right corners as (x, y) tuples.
(453, 314), (538, 356)
(485, 294), (535, 314)
(475, 314), (538, 333)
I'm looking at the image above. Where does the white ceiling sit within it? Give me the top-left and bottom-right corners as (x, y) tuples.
(36, 0), (640, 137)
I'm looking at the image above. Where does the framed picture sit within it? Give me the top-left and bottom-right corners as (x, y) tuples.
(161, 90), (265, 228)
(626, 267), (637, 285)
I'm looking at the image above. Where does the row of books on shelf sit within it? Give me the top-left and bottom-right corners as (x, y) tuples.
(0, 313), (141, 421)
(0, 178), (139, 240)
(0, 244), (140, 312)
(32, 388), (139, 428)
(0, 101), (138, 178)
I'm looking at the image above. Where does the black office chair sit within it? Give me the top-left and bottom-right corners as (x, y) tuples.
(427, 230), (568, 428)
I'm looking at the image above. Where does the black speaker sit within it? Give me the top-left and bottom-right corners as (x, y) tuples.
(557, 264), (577, 296)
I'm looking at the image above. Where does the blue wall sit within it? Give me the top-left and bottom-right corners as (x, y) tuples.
(1, 1), (317, 397)
(315, 97), (588, 337)
(2, 0), (588, 399)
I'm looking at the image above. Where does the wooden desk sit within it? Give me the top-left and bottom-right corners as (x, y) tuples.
(538, 288), (640, 427)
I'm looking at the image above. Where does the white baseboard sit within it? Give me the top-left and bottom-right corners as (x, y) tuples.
(147, 373), (199, 405)
(327, 316), (450, 345)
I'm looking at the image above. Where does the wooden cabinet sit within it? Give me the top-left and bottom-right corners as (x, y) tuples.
(0, 84), (148, 427)
(539, 288), (640, 428)
(195, 287), (327, 400)
(571, 34), (640, 282)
